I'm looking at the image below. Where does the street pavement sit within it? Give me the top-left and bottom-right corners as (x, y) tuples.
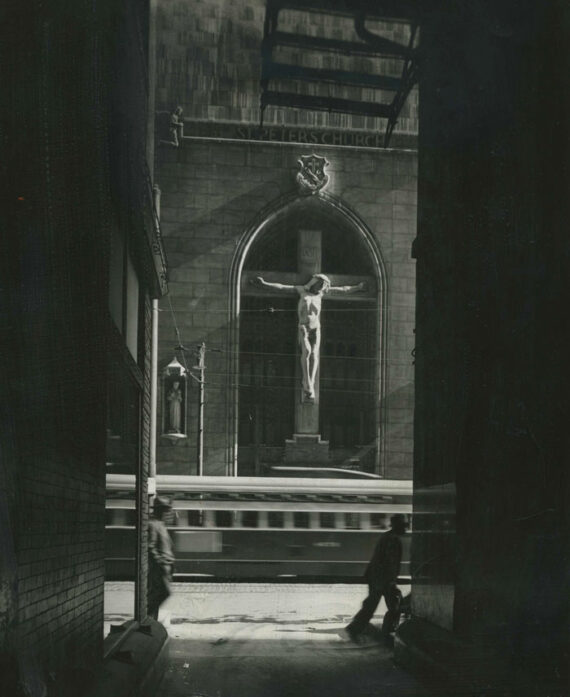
(105, 582), (433, 697)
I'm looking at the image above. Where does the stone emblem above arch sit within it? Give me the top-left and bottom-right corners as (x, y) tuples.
(296, 154), (330, 195)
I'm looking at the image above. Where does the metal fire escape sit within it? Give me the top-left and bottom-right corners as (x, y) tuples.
(260, 0), (419, 147)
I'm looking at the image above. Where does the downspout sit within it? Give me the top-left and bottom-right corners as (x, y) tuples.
(150, 299), (159, 481)
(150, 184), (162, 483)
(148, 0), (159, 486)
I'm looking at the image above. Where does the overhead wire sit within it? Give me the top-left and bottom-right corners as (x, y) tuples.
(164, 300), (383, 363)
(225, 349), (378, 362)
(159, 306), (378, 313)
(166, 293), (201, 383)
(193, 370), (380, 384)
(163, 291), (409, 393)
(205, 383), (378, 395)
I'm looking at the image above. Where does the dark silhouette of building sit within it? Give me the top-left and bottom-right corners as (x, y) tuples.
(1, 0), (167, 694)
(396, 3), (569, 695)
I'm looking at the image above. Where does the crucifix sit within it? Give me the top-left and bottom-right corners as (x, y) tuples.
(242, 228), (375, 463)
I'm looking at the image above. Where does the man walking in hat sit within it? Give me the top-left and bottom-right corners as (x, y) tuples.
(345, 513), (408, 643)
(147, 496), (175, 620)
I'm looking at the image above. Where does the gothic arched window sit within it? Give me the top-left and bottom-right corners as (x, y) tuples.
(237, 198), (382, 477)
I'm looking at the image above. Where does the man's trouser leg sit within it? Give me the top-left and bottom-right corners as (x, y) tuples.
(381, 584), (402, 636)
(347, 583), (382, 635)
(147, 562), (170, 620)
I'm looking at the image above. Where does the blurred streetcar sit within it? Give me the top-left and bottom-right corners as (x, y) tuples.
(105, 474), (412, 582)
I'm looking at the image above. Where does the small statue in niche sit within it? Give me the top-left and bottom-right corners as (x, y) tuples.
(166, 381), (183, 433)
(169, 106), (184, 147)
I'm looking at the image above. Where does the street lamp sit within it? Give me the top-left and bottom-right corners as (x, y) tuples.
(162, 356), (188, 440)
(163, 344), (206, 476)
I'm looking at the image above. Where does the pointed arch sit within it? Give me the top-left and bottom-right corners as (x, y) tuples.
(226, 192), (388, 476)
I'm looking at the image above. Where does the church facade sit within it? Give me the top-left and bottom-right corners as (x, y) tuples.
(153, 1), (418, 479)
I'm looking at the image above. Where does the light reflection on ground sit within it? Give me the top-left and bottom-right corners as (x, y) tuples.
(104, 582), (403, 643)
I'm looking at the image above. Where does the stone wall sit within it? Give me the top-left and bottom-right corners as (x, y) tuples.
(156, 0), (418, 136)
(156, 137), (416, 478)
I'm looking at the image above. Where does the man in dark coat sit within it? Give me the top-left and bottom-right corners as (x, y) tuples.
(346, 513), (408, 641)
(147, 496), (175, 620)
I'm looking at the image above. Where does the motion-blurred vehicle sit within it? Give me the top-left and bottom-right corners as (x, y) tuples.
(105, 474), (412, 582)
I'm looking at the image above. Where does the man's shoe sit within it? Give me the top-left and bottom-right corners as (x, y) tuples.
(344, 626), (363, 644)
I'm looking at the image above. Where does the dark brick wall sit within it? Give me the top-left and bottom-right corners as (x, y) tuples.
(15, 461), (105, 678)
(1, 0), (157, 691)
(156, 139), (416, 478)
(1, 1), (110, 688)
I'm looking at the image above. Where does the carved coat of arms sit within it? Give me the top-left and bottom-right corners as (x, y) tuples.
(296, 154), (330, 194)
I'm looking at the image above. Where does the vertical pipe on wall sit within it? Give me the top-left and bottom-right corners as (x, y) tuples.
(148, 0), (160, 478)
(150, 185), (162, 481)
(196, 343), (206, 476)
(150, 299), (159, 479)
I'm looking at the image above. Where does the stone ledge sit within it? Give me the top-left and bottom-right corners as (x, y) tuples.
(83, 620), (169, 697)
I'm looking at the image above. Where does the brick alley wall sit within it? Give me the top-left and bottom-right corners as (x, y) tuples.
(1, 3), (111, 689)
(1, 0), (157, 692)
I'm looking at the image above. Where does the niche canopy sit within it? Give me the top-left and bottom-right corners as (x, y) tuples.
(260, 0), (419, 147)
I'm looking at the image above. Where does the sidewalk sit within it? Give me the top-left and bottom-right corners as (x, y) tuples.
(105, 581), (404, 642)
(106, 582), (434, 697)
(160, 633), (433, 697)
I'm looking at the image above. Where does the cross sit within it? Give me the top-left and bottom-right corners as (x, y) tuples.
(242, 229), (374, 458)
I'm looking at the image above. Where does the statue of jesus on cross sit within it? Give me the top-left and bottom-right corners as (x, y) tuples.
(255, 273), (366, 401)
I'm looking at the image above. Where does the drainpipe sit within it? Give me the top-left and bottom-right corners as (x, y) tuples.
(149, 184), (162, 491)
(150, 299), (159, 482)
